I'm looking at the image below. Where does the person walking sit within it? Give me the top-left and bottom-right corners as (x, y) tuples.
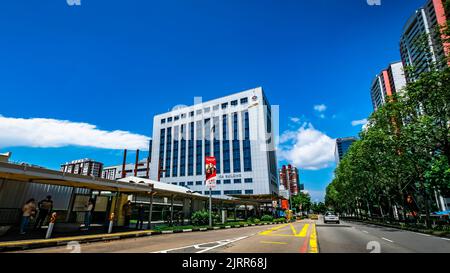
(136, 204), (145, 230)
(34, 195), (53, 230)
(122, 200), (132, 228)
(83, 198), (94, 230)
(20, 199), (36, 234)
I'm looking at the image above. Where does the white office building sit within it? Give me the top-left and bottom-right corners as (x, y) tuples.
(149, 87), (279, 197)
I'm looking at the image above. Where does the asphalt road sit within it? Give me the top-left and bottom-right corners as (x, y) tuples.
(19, 218), (450, 253)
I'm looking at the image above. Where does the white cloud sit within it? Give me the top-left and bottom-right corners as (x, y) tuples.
(289, 117), (301, 124)
(278, 123), (336, 170)
(313, 104), (327, 113)
(0, 115), (150, 150)
(351, 118), (368, 127)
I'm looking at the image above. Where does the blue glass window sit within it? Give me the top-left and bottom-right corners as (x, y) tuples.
(165, 127), (172, 177)
(180, 124), (186, 176)
(188, 122), (194, 176)
(213, 116), (221, 174)
(222, 115), (230, 173)
(234, 179), (241, 184)
(223, 179), (231, 184)
(196, 181), (203, 185)
(242, 111), (252, 172)
(244, 178), (253, 183)
(245, 190), (254, 195)
(232, 113), (241, 172)
(196, 121), (203, 175)
(172, 126), (179, 177)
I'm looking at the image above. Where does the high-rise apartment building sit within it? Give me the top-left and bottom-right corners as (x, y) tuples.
(60, 158), (103, 177)
(149, 87), (279, 197)
(335, 137), (358, 164)
(400, 0), (449, 81)
(370, 62), (407, 111)
(279, 165), (301, 196)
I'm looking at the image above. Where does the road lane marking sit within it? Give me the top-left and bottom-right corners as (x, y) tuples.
(290, 224), (298, 235)
(152, 236), (248, 253)
(441, 238), (450, 241)
(260, 241), (288, 245)
(308, 224), (318, 253)
(382, 237), (394, 243)
(362, 230), (369, 234)
(414, 232), (430, 237)
(258, 223), (290, 236)
(297, 224), (310, 237)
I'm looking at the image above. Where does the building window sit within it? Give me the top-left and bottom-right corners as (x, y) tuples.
(190, 111), (194, 117)
(223, 179), (231, 184)
(172, 126), (179, 177)
(180, 124), (186, 177)
(222, 115), (231, 173)
(216, 180), (221, 184)
(224, 190), (242, 195)
(172, 182), (177, 185)
(188, 122), (194, 176)
(234, 179), (241, 184)
(244, 178), (253, 183)
(161, 119), (166, 124)
(196, 109), (202, 115)
(196, 121), (203, 175)
(240, 97), (248, 104)
(167, 117), (173, 122)
(204, 118), (211, 158)
(242, 111), (252, 172)
(213, 116), (221, 174)
(213, 105), (220, 111)
(174, 116), (180, 121)
(204, 107), (210, 113)
(165, 127), (172, 177)
(205, 190), (221, 195)
(187, 181), (194, 186)
(221, 103), (228, 109)
(196, 181), (203, 185)
(232, 113), (241, 173)
(179, 182), (185, 186)
(231, 100), (238, 106)
(159, 128), (165, 171)
(245, 190), (254, 195)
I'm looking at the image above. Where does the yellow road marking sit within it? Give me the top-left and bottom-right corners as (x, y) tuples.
(297, 224), (310, 237)
(258, 224), (290, 236)
(308, 224), (318, 253)
(289, 224), (298, 235)
(260, 241), (288, 245)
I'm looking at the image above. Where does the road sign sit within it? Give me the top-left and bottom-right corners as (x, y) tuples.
(205, 156), (217, 189)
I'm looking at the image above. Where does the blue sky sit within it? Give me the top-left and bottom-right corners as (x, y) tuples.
(0, 0), (425, 201)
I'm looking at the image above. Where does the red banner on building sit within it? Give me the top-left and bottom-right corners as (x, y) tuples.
(205, 156), (217, 189)
(281, 200), (289, 210)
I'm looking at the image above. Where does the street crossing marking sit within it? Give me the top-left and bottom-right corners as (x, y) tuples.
(152, 236), (249, 253)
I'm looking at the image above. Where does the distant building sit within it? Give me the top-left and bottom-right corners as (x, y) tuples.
(370, 62), (407, 111)
(149, 87), (279, 197)
(279, 165), (301, 196)
(102, 158), (150, 180)
(0, 152), (11, 163)
(335, 137), (357, 164)
(400, 0), (449, 81)
(60, 158), (103, 177)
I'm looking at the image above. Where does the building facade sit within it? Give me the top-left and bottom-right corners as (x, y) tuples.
(149, 87), (279, 197)
(102, 158), (150, 180)
(60, 158), (103, 177)
(400, 0), (449, 81)
(370, 62), (407, 111)
(279, 165), (301, 196)
(335, 137), (358, 164)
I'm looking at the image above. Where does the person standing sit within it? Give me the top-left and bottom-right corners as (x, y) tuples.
(136, 204), (145, 230)
(34, 195), (53, 230)
(122, 200), (132, 228)
(83, 198), (94, 230)
(20, 199), (36, 234)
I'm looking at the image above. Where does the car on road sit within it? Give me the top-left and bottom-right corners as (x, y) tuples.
(324, 212), (340, 224)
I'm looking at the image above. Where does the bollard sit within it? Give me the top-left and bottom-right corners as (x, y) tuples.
(108, 213), (114, 234)
(45, 212), (57, 239)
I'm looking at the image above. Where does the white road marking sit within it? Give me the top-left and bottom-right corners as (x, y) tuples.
(441, 238), (450, 241)
(382, 237), (394, 243)
(152, 236), (249, 253)
(362, 230), (369, 234)
(414, 232), (430, 237)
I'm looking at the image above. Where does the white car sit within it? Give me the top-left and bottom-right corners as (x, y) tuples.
(324, 212), (340, 224)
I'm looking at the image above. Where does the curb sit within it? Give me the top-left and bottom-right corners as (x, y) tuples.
(0, 221), (289, 252)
